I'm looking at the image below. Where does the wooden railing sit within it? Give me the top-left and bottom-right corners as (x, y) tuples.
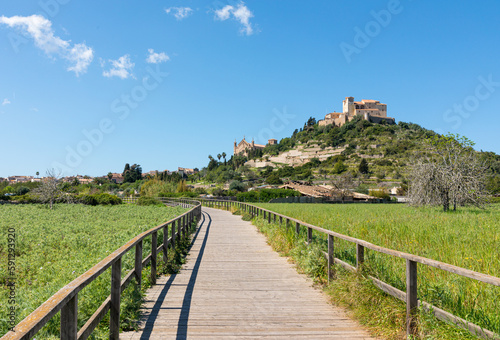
(200, 198), (500, 340)
(2, 198), (202, 340)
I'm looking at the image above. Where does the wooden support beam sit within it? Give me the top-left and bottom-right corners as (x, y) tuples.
(163, 225), (168, 263)
(406, 259), (418, 337)
(60, 294), (77, 340)
(110, 258), (121, 340)
(328, 235), (335, 282)
(356, 244), (364, 270)
(307, 227), (312, 244)
(151, 232), (157, 285)
(135, 240), (143, 288)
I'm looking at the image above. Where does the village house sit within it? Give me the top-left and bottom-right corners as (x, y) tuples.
(318, 97), (395, 127)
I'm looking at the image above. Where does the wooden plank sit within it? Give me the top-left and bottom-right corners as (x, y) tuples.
(77, 297), (110, 340)
(60, 294), (77, 340)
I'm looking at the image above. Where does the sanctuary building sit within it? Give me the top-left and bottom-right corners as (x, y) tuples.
(318, 97), (395, 127)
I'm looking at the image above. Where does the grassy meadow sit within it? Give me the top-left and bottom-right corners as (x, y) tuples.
(0, 204), (187, 339)
(253, 203), (500, 338)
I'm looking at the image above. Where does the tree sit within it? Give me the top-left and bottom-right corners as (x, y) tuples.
(229, 180), (246, 192)
(359, 159), (369, 174)
(33, 169), (61, 209)
(408, 134), (488, 211)
(107, 172), (113, 181)
(332, 160), (347, 174)
(222, 152), (227, 165)
(36, 171), (40, 178)
(330, 172), (355, 202)
(122, 163), (142, 183)
(266, 172), (283, 185)
(217, 154), (222, 162)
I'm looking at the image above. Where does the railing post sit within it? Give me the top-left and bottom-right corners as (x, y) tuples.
(135, 240), (143, 287)
(110, 258), (121, 340)
(406, 259), (418, 337)
(328, 235), (334, 282)
(60, 294), (77, 340)
(163, 225), (168, 263)
(356, 244), (364, 270)
(279, 216), (283, 226)
(151, 231), (157, 285)
(177, 218), (181, 242)
(307, 227), (312, 244)
(171, 221), (176, 249)
(268, 212), (271, 223)
(274, 214), (277, 223)
(295, 222), (300, 235)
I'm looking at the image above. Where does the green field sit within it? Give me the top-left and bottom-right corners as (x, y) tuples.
(254, 203), (500, 336)
(0, 204), (187, 338)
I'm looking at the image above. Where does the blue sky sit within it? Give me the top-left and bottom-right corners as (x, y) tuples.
(1, 0), (499, 177)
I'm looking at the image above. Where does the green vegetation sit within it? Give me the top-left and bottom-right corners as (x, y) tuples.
(253, 203), (500, 338)
(197, 117), (500, 196)
(236, 188), (301, 202)
(0, 204), (188, 338)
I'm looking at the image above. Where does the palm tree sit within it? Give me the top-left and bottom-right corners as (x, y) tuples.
(222, 152), (227, 165)
(217, 154), (222, 162)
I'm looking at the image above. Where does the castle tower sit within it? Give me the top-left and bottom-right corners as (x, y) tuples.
(234, 139), (237, 155)
(343, 96), (355, 116)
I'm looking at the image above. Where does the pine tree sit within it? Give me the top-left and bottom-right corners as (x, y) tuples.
(359, 159), (369, 174)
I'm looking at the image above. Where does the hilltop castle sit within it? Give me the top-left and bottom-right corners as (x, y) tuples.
(234, 137), (277, 156)
(318, 97), (395, 127)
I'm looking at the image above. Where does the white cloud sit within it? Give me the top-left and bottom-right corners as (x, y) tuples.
(215, 5), (233, 21)
(146, 49), (170, 64)
(0, 15), (94, 76)
(102, 55), (135, 79)
(165, 7), (193, 20)
(214, 2), (254, 36)
(2, 98), (11, 106)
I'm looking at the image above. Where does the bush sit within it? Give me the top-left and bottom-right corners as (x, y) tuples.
(77, 193), (122, 206)
(229, 180), (246, 192)
(137, 197), (163, 206)
(369, 189), (390, 200)
(236, 189), (300, 202)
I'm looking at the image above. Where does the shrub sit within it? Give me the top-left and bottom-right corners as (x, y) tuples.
(137, 197), (163, 206)
(77, 193), (122, 206)
(236, 189), (300, 202)
(229, 180), (246, 192)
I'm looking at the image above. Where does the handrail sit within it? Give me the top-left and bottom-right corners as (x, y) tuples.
(199, 198), (500, 339)
(2, 198), (202, 340)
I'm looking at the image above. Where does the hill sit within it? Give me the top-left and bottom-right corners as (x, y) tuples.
(200, 116), (500, 196)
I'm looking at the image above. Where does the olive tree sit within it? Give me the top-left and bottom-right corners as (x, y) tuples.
(408, 134), (488, 211)
(33, 169), (62, 209)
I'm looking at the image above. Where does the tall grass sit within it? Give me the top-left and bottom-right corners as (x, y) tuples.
(0, 204), (188, 338)
(253, 203), (500, 338)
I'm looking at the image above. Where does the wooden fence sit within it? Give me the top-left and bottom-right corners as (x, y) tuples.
(200, 198), (500, 340)
(2, 198), (201, 340)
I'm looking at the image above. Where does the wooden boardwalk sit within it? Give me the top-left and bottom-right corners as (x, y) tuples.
(121, 207), (374, 339)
